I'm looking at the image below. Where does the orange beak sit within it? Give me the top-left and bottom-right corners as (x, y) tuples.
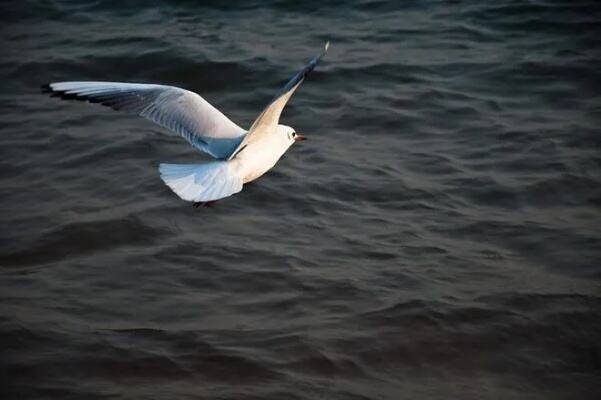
(295, 134), (307, 141)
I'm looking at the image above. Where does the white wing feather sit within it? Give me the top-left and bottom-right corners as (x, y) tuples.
(44, 81), (246, 159)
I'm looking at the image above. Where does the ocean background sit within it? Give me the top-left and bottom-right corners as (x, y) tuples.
(1, 1), (600, 399)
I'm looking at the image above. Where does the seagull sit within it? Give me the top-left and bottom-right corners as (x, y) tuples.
(43, 42), (329, 206)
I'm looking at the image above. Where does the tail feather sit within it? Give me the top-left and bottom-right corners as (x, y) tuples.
(159, 162), (242, 202)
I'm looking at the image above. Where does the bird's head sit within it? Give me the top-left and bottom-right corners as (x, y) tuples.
(279, 124), (307, 145)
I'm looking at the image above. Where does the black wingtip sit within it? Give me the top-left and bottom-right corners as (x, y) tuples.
(41, 83), (64, 98)
(41, 84), (124, 111)
(41, 83), (85, 101)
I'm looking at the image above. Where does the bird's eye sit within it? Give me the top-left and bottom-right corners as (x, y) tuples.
(292, 132), (296, 137)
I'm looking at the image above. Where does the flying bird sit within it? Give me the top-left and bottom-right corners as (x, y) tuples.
(43, 42), (329, 206)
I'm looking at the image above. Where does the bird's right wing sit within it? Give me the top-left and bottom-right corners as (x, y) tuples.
(43, 82), (246, 159)
(228, 42), (329, 160)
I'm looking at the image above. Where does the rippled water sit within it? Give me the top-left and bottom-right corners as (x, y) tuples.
(1, 1), (600, 399)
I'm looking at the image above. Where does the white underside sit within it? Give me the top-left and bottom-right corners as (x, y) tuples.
(159, 126), (295, 203)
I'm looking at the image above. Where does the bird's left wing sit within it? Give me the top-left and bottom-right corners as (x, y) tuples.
(228, 42), (329, 160)
(43, 82), (246, 159)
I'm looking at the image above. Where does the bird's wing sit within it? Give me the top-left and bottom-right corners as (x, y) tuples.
(43, 81), (246, 159)
(228, 42), (329, 160)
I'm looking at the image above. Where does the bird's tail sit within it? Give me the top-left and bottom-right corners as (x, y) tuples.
(159, 161), (243, 202)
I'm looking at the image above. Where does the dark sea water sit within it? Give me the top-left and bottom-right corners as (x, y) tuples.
(1, 1), (601, 399)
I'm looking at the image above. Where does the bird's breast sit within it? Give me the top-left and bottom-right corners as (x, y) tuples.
(235, 139), (288, 184)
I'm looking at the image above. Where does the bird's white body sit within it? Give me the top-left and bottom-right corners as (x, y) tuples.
(44, 43), (328, 204)
(235, 125), (295, 184)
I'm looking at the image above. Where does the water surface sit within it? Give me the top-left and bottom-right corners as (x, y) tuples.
(1, 1), (600, 399)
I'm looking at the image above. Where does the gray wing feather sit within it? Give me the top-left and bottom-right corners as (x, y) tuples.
(43, 81), (246, 159)
(228, 42), (329, 160)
